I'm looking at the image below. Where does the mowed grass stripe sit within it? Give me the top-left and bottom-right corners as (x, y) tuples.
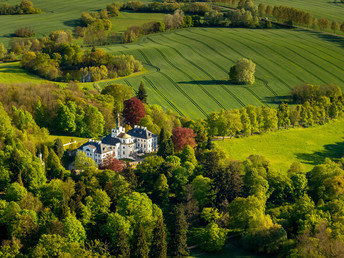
(146, 37), (226, 110)
(157, 32), (267, 107)
(192, 29), (294, 94)
(229, 28), (322, 85)
(185, 29), (288, 96)
(260, 30), (344, 84)
(146, 36), (230, 110)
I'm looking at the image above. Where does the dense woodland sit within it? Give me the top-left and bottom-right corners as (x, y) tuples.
(0, 0), (344, 256)
(0, 79), (344, 256)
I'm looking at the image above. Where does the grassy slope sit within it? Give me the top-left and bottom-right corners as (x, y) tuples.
(0, 0), (157, 46)
(254, 0), (344, 22)
(2, 28), (344, 118)
(47, 135), (89, 147)
(215, 119), (344, 172)
(107, 27), (344, 118)
(0, 61), (49, 83)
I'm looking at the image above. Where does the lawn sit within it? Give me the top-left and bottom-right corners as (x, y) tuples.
(47, 135), (89, 149)
(215, 119), (344, 172)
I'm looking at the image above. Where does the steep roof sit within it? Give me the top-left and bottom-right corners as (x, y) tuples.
(78, 141), (113, 154)
(102, 134), (120, 146)
(127, 127), (157, 139)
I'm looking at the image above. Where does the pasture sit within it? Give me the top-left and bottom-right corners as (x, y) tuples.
(215, 119), (344, 172)
(2, 27), (344, 119)
(254, 0), (344, 23)
(104, 27), (344, 118)
(0, 0), (156, 46)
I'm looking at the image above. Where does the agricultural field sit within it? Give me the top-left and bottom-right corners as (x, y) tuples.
(215, 118), (344, 172)
(104, 27), (344, 118)
(0, 0), (155, 46)
(254, 0), (344, 23)
(0, 61), (49, 83)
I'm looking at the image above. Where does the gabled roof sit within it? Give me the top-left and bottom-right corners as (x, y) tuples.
(78, 141), (113, 154)
(127, 127), (157, 139)
(102, 134), (120, 146)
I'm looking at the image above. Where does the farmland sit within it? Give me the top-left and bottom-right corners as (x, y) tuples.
(105, 27), (344, 118)
(254, 0), (344, 23)
(2, 27), (344, 119)
(215, 118), (344, 172)
(0, 0), (155, 46)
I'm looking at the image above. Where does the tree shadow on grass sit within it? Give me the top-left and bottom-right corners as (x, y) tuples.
(265, 95), (293, 105)
(296, 140), (344, 167)
(63, 19), (83, 27)
(178, 80), (229, 85)
(298, 29), (344, 48)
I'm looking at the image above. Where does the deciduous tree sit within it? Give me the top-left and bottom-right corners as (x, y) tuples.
(123, 97), (146, 126)
(172, 127), (196, 152)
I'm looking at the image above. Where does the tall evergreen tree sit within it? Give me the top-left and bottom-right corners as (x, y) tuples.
(206, 137), (213, 150)
(150, 216), (167, 258)
(114, 229), (130, 258)
(137, 81), (148, 103)
(53, 138), (64, 159)
(120, 162), (137, 189)
(132, 223), (149, 258)
(157, 137), (174, 159)
(158, 127), (169, 145)
(169, 204), (189, 257)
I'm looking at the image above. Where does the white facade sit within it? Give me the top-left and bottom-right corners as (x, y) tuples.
(78, 125), (158, 165)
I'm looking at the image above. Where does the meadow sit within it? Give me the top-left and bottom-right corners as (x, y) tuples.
(2, 27), (344, 119)
(254, 0), (344, 23)
(0, 0), (156, 46)
(215, 119), (344, 172)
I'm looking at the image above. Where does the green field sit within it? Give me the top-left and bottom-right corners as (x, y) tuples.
(0, 61), (50, 83)
(0, 0), (159, 46)
(104, 27), (344, 118)
(47, 135), (89, 148)
(2, 27), (344, 119)
(254, 0), (344, 23)
(215, 119), (344, 172)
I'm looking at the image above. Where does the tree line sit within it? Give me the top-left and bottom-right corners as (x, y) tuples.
(258, 2), (344, 33)
(0, 0), (40, 15)
(206, 83), (343, 138)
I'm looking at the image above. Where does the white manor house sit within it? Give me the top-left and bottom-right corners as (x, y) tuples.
(78, 124), (158, 165)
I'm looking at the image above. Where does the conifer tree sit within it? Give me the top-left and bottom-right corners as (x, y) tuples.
(150, 216), (167, 258)
(169, 204), (189, 257)
(120, 162), (137, 189)
(157, 137), (174, 158)
(137, 81), (148, 103)
(206, 137), (213, 150)
(132, 223), (149, 258)
(53, 138), (64, 159)
(114, 229), (130, 258)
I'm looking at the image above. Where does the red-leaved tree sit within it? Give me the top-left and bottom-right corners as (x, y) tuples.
(99, 154), (125, 172)
(123, 97), (146, 126)
(172, 127), (196, 152)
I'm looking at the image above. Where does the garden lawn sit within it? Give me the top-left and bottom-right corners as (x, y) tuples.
(215, 119), (344, 172)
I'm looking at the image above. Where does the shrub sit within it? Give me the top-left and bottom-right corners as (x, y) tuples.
(13, 27), (35, 37)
